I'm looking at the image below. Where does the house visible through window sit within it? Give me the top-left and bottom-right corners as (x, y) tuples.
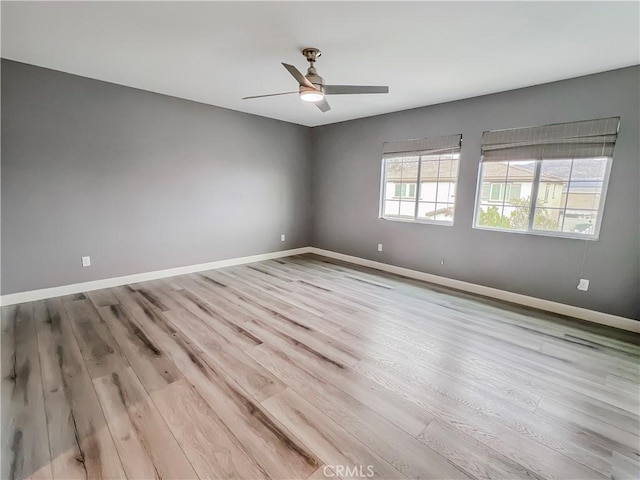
(393, 183), (416, 198)
(380, 134), (462, 224)
(474, 117), (619, 239)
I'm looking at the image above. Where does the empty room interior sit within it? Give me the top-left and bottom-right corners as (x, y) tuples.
(2, 1), (640, 479)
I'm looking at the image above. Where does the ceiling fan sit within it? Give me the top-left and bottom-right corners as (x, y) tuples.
(242, 48), (389, 113)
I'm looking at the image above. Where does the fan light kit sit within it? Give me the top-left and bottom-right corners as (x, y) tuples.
(299, 87), (325, 102)
(242, 47), (389, 113)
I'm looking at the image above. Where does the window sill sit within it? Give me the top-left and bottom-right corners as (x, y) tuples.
(380, 216), (454, 227)
(472, 224), (599, 240)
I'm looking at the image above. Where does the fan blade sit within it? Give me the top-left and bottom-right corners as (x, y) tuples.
(324, 85), (389, 95)
(282, 63), (314, 88)
(242, 91), (298, 100)
(315, 97), (331, 112)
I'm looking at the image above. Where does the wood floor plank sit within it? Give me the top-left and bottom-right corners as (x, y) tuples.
(159, 301), (286, 402)
(150, 379), (269, 479)
(126, 283), (170, 311)
(63, 299), (128, 379)
(611, 451), (640, 480)
(206, 269), (345, 337)
(33, 299), (125, 480)
(165, 286), (263, 351)
(85, 289), (120, 309)
(1, 304), (52, 480)
(93, 367), (197, 479)
(196, 270), (345, 338)
(419, 419), (546, 480)
(535, 397), (639, 451)
(307, 465), (341, 480)
(96, 303), (183, 393)
(262, 388), (410, 480)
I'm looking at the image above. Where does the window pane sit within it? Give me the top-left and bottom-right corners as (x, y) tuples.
(562, 209), (598, 234)
(490, 184), (504, 201)
(536, 180), (566, 208)
(419, 159), (440, 202)
(569, 158), (608, 182)
(565, 157), (607, 211)
(510, 183), (522, 200)
(504, 161), (534, 208)
(540, 159), (572, 181)
(533, 208), (562, 232)
(383, 200), (400, 218)
(482, 162), (508, 185)
(438, 158), (459, 183)
(436, 182), (455, 202)
(398, 201), (415, 219)
(434, 203), (455, 222)
(477, 204), (508, 229)
(400, 161), (419, 200)
(481, 183), (490, 200)
(503, 204), (530, 231)
(506, 161), (536, 180)
(418, 202), (436, 221)
(565, 188), (602, 210)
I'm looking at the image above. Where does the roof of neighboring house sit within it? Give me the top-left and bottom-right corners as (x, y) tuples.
(386, 159), (560, 183)
(385, 158), (606, 183)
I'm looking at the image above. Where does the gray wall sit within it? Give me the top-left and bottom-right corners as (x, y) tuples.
(3, 60), (638, 320)
(311, 66), (640, 320)
(1, 60), (312, 294)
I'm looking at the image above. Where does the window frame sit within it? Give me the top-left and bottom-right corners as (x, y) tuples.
(379, 151), (461, 226)
(472, 157), (612, 240)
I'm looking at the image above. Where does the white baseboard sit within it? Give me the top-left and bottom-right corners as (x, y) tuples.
(308, 247), (640, 334)
(0, 247), (312, 307)
(2, 245), (637, 333)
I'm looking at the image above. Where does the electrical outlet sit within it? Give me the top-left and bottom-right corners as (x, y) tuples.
(440, 259), (445, 265)
(81, 256), (91, 267)
(280, 234), (286, 242)
(377, 243), (383, 252)
(577, 279), (589, 291)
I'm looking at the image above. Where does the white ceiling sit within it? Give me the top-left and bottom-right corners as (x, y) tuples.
(2, 1), (639, 127)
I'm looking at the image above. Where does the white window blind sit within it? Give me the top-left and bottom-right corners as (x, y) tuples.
(481, 117), (620, 162)
(383, 134), (462, 158)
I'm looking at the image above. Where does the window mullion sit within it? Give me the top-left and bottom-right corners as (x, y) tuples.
(559, 159), (575, 232)
(379, 159), (387, 218)
(528, 160), (543, 232)
(414, 156), (423, 220)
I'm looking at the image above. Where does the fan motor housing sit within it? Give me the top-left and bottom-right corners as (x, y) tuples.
(306, 73), (324, 90)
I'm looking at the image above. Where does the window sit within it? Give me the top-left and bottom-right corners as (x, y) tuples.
(474, 117), (619, 239)
(380, 134), (462, 224)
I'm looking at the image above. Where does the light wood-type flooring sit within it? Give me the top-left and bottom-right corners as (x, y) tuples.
(2, 254), (639, 480)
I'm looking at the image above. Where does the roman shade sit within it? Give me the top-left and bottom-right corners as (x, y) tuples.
(481, 117), (620, 162)
(382, 134), (462, 158)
